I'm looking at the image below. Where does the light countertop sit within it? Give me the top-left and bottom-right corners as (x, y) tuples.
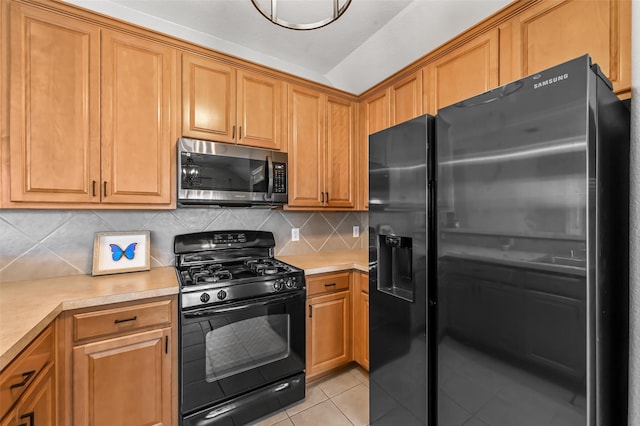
(1, 249), (369, 371)
(0, 267), (179, 371)
(278, 248), (369, 275)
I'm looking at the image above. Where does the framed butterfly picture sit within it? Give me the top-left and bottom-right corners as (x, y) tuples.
(92, 231), (151, 276)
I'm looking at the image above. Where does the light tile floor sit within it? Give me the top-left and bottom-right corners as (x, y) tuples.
(249, 364), (370, 426)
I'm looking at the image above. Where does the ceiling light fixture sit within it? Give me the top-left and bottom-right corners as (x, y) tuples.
(251, 0), (353, 30)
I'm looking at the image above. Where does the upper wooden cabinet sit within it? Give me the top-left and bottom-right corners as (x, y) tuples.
(391, 72), (423, 125)
(325, 97), (356, 208)
(423, 29), (499, 115)
(357, 89), (391, 210)
(287, 85), (355, 209)
(7, 4), (175, 206)
(101, 30), (175, 204)
(8, 3), (101, 204)
(182, 53), (285, 150)
(505, 0), (631, 97)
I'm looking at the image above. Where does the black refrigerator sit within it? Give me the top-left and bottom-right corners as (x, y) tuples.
(369, 55), (629, 426)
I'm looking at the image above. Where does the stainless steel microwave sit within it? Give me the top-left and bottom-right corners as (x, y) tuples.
(177, 138), (288, 207)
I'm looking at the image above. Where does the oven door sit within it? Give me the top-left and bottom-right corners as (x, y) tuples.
(180, 290), (305, 415)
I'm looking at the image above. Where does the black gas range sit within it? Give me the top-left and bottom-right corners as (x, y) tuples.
(174, 230), (306, 426)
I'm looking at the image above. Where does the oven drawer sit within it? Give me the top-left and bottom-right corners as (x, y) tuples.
(0, 324), (54, 419)
(73, 299), (172, 341)
(307, 271), (350, 296)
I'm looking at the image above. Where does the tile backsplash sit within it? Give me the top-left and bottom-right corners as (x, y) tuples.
(0, 208), (369, 282)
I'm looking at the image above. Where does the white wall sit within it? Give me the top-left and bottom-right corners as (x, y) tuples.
(629, 2), (639, 424)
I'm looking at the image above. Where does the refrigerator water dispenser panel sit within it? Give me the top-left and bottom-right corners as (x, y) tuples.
(378, 234), (414, 302)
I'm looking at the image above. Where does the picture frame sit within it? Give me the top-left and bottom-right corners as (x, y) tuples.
(92, 231), (151, 276)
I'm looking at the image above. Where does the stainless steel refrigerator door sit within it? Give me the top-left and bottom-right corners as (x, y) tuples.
(435, 56), (592, 426)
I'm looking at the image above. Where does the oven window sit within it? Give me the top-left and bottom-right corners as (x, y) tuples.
(205, 314), (290, 382)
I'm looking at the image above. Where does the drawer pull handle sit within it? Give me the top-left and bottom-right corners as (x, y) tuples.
(114, 316), (137, 324)
(19, 412), (34, 426)
(10, 370), (36, 389)
(324, 283), (337, 287)
(309, 305), (313, 318)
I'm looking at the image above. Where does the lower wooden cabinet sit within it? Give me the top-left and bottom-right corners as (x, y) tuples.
(1, 363), (55, 426)
(73, 328), (172, 426)
(352, 271), (369, 370)
(306, 272), (351, 380)
(0, 325), (55, 426)
(59, 296), (177, 426)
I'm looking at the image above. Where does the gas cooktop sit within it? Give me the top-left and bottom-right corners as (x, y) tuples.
(174, 231), (305, 309)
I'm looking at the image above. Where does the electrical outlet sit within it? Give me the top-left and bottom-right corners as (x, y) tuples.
(291, 228), (300, 241)
(353, 226), (360, 238)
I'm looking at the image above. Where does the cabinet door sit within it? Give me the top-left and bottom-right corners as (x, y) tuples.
(444, 275), (483, 340)
(524, 290), (586, 380)
(73, 328), (172, 426)
(9, 3), (100, 203)
(362, 292), (369, 369)
(358, 89), (390, 210)
(306, 291), (351, 379)
(353, 272), (369, 370)
(390, 71), (422, 125)
(101, 30), (175, 204)
(182, 54), (236, 143)
(287, 85), (325, 207)
(423, 29), (499, 114)
(509, 0), (631, 97)
(477, 280), (522, 355)
(237, 69), (284, 150)
(325, 97), (355, 208)
(15, 364), (56, 426)
(1, 363), (56, 426)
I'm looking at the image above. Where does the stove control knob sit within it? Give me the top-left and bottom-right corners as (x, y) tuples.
(217, 290), (227, 300)
(273, 280), (284, 291)
(200, 293), (211, 303)
(285, 278), (296, 288)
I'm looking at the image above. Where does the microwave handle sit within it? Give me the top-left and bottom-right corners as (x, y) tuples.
(266, 155), (274, 201)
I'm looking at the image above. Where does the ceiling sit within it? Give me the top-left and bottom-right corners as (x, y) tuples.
(63, 0), (512, 94)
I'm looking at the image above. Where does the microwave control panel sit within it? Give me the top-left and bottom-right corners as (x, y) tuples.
(274, 163), (287, 193)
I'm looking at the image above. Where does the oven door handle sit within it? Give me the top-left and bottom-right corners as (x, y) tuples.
(184, 292), (302, 317)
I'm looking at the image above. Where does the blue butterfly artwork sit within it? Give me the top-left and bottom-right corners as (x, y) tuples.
(109, 243), (137, 261)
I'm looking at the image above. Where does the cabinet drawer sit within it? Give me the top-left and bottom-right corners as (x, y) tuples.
(524, 272), (585, 300)
(307, 271), (350, 297)
(442, 260), (515, 284)
(0, 325), (54, 419)
(73, 299), (172, 341)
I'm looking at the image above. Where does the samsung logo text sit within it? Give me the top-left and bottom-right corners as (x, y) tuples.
(533, 73), (569, 89)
